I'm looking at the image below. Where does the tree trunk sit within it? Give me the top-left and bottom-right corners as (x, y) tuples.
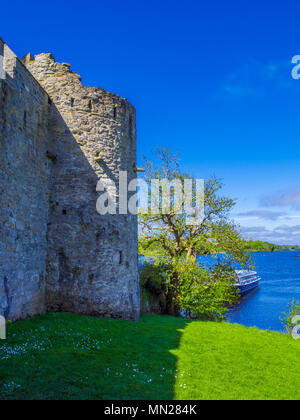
(165, 272), (181, 316)
(187, 247), (197, 262)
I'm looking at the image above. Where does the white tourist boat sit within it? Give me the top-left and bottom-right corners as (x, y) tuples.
(235, 270), (260, 295)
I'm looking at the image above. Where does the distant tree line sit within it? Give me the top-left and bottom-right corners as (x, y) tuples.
(139, 238), (300, 256)
(243, 240), (300, 253)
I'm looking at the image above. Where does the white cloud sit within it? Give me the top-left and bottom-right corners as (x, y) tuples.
(237, 210), (286, 221)
(260, 188), (300, 210)
(240, 224), (300, 245)
(222, 59), (292, 99)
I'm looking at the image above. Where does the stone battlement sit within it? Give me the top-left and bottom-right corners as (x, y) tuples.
(0, 39), (140, 322)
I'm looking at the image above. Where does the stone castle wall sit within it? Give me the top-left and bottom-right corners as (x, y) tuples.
(0, 40), (140, 321)
(0, 41), (51, 320)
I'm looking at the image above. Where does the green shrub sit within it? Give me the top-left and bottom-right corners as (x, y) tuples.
(170, 258), (239, 321)
(140, 258), (239, 321)
(139, 260), (171, 296)
(280, 299), (300, 334)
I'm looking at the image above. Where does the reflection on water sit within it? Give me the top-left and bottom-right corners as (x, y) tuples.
(198, 251), (300, 332)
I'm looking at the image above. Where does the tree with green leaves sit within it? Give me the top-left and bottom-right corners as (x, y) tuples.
(139, 148), (252, 319)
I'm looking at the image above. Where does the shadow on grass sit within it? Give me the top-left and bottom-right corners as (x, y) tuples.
(0, 313), (191, 400)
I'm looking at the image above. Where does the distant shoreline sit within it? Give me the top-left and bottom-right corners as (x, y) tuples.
(139, 239), (300, 258)
(246, 249), (300, 253)
(139, 249), (300, 258)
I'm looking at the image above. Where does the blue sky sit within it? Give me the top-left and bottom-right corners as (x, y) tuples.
(2, 0), (300, 244)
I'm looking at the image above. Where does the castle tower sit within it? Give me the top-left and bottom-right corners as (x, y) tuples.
(24, 54), (140, 321)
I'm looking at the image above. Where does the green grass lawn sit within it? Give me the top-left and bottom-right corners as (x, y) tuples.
(0, 312), (299, 400)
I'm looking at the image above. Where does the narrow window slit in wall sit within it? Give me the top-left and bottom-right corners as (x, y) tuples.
(129, 114), (134, 138)
(113, 107), (117, 119)
(24, 111), (27, 127)
(88, 100), (93, 112)
(71, 98), (75, 108)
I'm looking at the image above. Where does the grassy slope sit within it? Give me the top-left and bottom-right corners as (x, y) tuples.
(0, 313), (299, 400)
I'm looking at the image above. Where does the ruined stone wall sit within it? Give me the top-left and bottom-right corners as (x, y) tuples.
(0, 41), (52, 320)
(25, 54), (140, 321)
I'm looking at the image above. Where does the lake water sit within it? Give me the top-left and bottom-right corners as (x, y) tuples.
(198, 251), (300, 332)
